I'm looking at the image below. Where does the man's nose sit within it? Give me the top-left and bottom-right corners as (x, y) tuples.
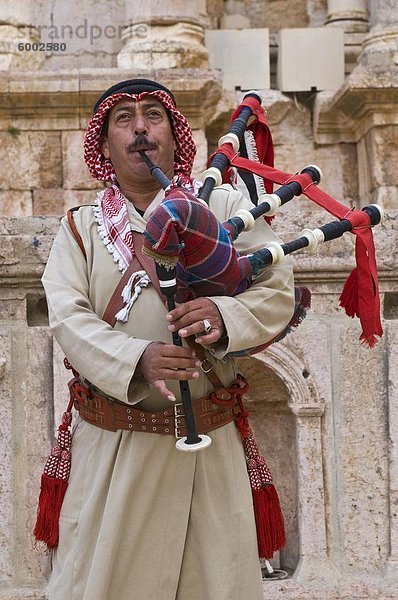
(133, 115), (148, 136)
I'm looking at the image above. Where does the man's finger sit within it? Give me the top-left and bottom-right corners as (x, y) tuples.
(160, 356), (201, 370)
(152, 379), (176, 402)
(176, 321), (210, 338)
(167, 308), (205, 331)
(161, 369), (200, 381)
(159, 344), (197, 359)
(195, 327), (223, 345)
(166, 299), (202, 321)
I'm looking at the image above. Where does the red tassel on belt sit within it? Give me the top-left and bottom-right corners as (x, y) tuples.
(235, 396), (286, 559)
(33, 402), (73, 549)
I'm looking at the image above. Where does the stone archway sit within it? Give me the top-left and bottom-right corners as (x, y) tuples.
(237, 343), (328, 578)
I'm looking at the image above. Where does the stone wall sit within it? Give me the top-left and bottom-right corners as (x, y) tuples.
(0, 0), (397, 598)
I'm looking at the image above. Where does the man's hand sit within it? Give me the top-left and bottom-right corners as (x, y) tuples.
(166, 298), (226, 345)
(138, 342), (200, 402)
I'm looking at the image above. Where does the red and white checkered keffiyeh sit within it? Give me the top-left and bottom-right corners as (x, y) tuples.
(85, 90), (197, 272)
(84, 90), (196, 186)
(93, 186), (135, 273)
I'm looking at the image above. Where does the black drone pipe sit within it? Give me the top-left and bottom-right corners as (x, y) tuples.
(197, 91), (263, 203)
(248, 204), (382, 273)
(138, 151), (211, 452)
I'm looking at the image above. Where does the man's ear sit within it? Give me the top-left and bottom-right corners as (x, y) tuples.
(101, 136), (110, 159)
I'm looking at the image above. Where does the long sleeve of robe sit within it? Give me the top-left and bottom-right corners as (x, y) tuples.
(42, 184), (295, 600)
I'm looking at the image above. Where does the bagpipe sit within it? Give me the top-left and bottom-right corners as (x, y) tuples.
(140, 91), (383, 453)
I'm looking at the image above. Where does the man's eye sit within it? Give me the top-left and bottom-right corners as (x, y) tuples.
(147, 111), (162, 118)
(117, 113), (131, 121)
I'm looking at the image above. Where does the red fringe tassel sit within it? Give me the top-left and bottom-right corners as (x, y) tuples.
(33, 474), (68, 549)
(339, 268), (379, 348)
(252, 485), (286, 559)
(339, 268), (358, 318)
(235, 401), (286, 559)
(33, 405), (72, 549)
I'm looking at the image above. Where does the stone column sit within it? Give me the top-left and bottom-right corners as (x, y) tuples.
(289, 405), (339, 583)
(325, 0), (369, 32)
(0, 3), (44, 70)
(357, 1), (398, 207)
(117, 0), (209, 70)
(359, 0), (398, 70)
(0, 216), (58, 599)
(385, 322), (398, 579)
(315, 0), (398, 209)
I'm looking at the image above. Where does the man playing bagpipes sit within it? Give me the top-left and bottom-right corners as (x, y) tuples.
(34, 79), (296, 600)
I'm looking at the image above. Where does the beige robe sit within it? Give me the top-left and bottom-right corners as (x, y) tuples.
(42, 184), (295, 600)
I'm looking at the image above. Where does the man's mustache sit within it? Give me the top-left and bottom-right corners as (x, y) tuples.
(128, 136), (157, 153)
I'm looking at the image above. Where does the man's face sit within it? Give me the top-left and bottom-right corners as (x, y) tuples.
(101, 97), (176, 185)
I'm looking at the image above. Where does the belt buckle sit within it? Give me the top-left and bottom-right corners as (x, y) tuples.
(200, 359), (213, 374)
(173, 403), (184, 439)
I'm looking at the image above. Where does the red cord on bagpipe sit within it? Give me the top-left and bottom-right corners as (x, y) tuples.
(144, 91), (383, 348)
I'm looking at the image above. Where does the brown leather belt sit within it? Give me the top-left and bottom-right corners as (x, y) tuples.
(69, 377), (245, 438)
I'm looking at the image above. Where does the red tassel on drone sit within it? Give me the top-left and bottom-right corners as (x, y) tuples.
(338, 211), (383, 347)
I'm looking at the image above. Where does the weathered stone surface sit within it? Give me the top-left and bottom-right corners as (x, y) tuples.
(33, 189), (64, 216)
(224, 0), (310, 31)
(0, 25), (44, 71)
(357, 126), (398, 208)
(372, 185), (398, 209)
(237, 356), (300, 570)
(33, 0), (122, 71)
(325, 0), (369, 33)
(0, 591), (47, 600)
(275, 141), (358, 210)
(20, 328), (53, 582)
(220, 13), (250, 28)
(191, 128), (208, 176)
(118, 22), (209, 70)
(126, 0), (207, 22)
(0, 191), (33, 217)
(0, 132), (62, 189)
(266, 96), (312, 146)
(332, 322), (389, 568)
(33, 188), (101, 216)
(386, 321), (398, 565)
(307, 0), (328, 27)
(264, 576), (398, 599)
(63, 189), (102, 211)
(207, 0), (223, 18)
(0, 331), (13, 585)
(369, 126), (398, 187)
(368, 2), (398, 29)
(62, 130), (103, 190)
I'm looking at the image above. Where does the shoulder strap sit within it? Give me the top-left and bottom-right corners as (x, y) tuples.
(101, 253), (142, 326)
(67, 206), (94, 260)
(131, 231), (164, 299)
